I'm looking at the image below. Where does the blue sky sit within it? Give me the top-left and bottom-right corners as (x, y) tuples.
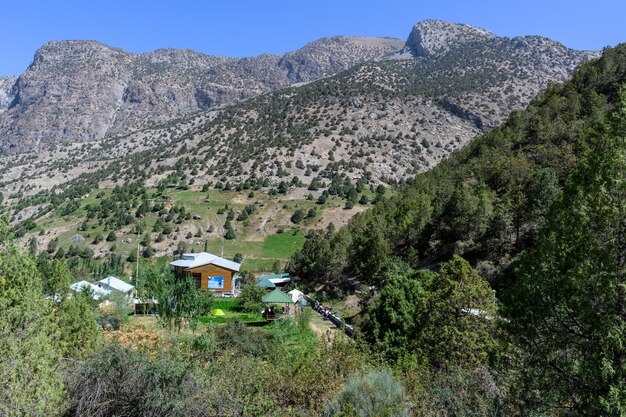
(1, 0), (625, 76)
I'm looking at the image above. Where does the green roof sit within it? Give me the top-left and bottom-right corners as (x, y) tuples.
(262, 289), (294, 304)
(259, 273), (289, 280)
(256, 276), (276, 288)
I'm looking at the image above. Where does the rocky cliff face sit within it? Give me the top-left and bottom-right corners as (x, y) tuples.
(392, 19), (496, 58)
(0, 37), (403, 154)
(279, 36), (405, 82)
(0, 75), (17, 114)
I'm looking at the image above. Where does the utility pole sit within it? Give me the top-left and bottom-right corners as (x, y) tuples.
(136, 226), (140, 282)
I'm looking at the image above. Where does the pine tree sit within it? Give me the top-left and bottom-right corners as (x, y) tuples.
(507, 91), (626, 414)
(0, 222), (64, 414)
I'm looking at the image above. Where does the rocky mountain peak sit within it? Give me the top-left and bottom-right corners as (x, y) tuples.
(278, 36), (404, 82)
(393, 19), (496, 58)
(0, 75), (17, 113)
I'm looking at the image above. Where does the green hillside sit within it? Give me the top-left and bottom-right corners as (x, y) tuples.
(290, 42), (626, 293)
(289, 43), (626, 414)
(17, 185), (378, 275)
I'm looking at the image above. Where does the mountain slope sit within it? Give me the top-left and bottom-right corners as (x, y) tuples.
(288, 42), (626, 294)
(0, 37), (403, 154)
(0, 21), (596, 208)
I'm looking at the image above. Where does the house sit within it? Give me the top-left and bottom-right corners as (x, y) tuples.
(96, 276), (135, 296)
(258, 273), (291, 288)
(169, 252), (240, 294)
(70, 280), (111, 300)
(256, 276), (276, 289)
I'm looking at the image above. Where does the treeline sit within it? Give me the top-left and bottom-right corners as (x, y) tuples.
(290, 43), (626, 414)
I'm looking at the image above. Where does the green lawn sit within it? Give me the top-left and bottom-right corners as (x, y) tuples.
(198, 299), (264, 324)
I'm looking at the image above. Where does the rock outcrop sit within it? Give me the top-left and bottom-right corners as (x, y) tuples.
(0, 37), (403, 154)
(392, 19), (496, 58)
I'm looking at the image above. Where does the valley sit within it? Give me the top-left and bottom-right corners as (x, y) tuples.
(2, 10), (625, 415)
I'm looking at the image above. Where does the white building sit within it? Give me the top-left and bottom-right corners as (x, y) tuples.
(96, 276), (135, 296)
(70, 280), (111, 300)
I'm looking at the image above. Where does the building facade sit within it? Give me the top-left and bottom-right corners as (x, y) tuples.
(170, 252), (240, 294)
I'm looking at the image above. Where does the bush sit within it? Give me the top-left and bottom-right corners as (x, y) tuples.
(325, 369), (409, 417)
(216, 320), (275, 358)
(236, 285), (266, 313)
(291, 209), (305, 224)
(65, 344), (187, 417)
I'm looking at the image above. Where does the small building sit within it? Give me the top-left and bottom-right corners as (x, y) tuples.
(96, 276), (135, 296)
(287, 289), (305, 303)
(256, 276), (277, 289)
(169, 252), (241, 294)
(262, 288), (295, 320)
(258, 273), (291, 288)
(70, 280), (111, 300)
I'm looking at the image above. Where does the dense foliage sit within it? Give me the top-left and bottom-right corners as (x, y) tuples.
(290, 43), (626, 294)
(0, 225), (64, 416)
(506, 91), (626, 414)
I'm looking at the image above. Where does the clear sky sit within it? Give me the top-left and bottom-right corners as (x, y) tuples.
(1, 0), (625, 76)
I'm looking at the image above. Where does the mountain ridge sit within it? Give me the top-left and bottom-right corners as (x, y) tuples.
(0, 36), (404, 153)
(0, 21), (598, 214)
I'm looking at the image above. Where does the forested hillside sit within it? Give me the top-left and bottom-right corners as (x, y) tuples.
(290, 42), (626, 293)
(288, 41), (626, 416)
(1, 21), (593, 210)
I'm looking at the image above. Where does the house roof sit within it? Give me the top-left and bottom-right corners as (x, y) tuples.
(259, 273), (290, 285)
(169, 252), (241, 272)
(260, 273), (289, 279)
(262, 288), (295, 304)
(70, 280), (111, 300)
(96, 276), (135, 293)
(268, 277), (291, 284)
(287, 289), (304, 303)
(256, 276), (276, 288)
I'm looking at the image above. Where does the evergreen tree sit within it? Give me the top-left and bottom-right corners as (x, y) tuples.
(291, 209), (305, 224)
(224, 227), (236, 240)
(507, 95), (626, 414)
(0, 222), (64, 415)
(57, 292), (102, 359)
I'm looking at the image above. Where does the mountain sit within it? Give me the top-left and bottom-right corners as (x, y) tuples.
(289, 42), (626, 295)
(0, 75), (16, 112)
(1, 21), (598, 242)
(0, 37), (404, 154)
(393, 19), (496, 58)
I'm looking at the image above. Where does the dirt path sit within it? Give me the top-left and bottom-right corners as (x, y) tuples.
(309, 312), (339, 343)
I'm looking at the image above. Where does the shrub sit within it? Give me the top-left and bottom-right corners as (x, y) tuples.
(236, 285), (266, 313)
(216, 321), (275, 358)
(325, 369), (409, 417)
